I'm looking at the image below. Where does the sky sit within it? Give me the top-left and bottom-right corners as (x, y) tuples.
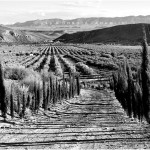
(0, 0), (150, 24)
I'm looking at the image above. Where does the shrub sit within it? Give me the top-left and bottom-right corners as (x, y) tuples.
(50, 55), (63, 76)
(76, 62), (95, 75)
(59, 55), (76, 74)
(3, 65), (42, 93)
(21, 70), (42, 93)
(111, 52), (117, 57)
(4, 66), (29, 80)
(101, 53), (112, 58)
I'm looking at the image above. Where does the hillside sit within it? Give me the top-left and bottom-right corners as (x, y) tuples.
(7, 16), (150, 40)
(0, 25), (54, 43)
(54, 24), (150, 44)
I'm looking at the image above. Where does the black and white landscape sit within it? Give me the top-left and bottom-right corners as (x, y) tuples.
(0, 0), (150, 149)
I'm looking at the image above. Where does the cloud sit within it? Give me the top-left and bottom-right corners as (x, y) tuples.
(0, 0), (150, 24)
(40, 12), (46, 17)
(60, 0), (102, 8)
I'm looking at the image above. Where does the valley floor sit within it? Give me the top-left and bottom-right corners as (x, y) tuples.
(0, 89), (150, 149)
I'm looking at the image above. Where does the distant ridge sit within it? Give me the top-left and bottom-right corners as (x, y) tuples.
(54, 23), (150, 44)
(8, 15), (150, 28)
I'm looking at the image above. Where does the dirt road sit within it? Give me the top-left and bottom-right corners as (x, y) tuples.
(0, 89), (150, 149)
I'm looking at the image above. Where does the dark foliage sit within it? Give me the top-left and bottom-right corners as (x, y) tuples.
(0, 62), (7, 120)
(112, 26), (150, 123)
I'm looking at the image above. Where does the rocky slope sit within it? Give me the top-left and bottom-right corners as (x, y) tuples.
(0, 25), (53, 43)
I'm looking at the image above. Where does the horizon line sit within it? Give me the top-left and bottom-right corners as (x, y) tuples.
(5, 14), (150, 25)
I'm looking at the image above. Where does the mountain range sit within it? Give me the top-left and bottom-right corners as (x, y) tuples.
(2, 15), (150, 44)
(8, 15), (150, 28)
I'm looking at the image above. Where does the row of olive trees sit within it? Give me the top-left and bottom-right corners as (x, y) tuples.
(111, 26), (150, 123)
(0, 69), (80, 120)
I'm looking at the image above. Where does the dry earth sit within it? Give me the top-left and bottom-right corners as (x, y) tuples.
(0, 89), (150, 149)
